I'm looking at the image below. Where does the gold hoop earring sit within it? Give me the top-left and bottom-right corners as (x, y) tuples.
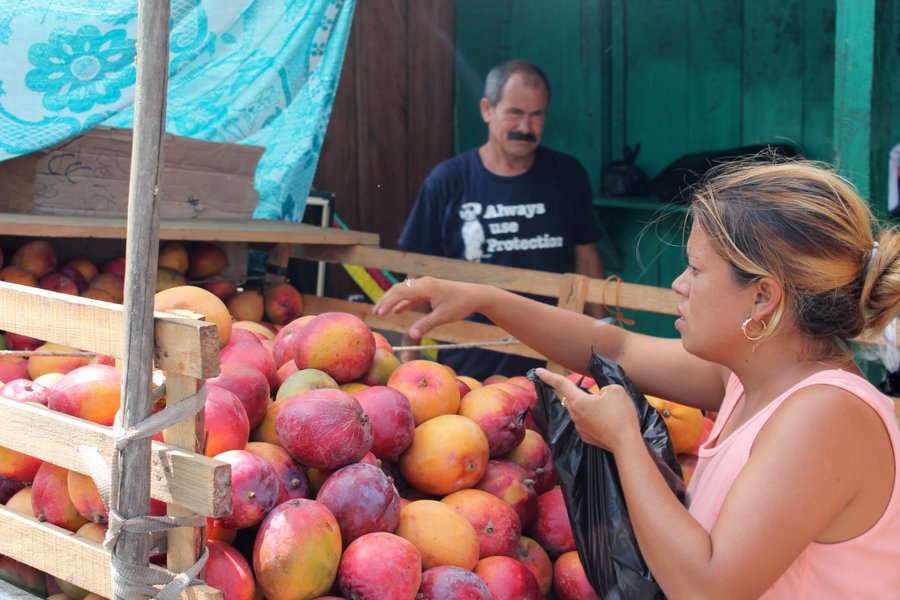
(741, 317), (767, 341)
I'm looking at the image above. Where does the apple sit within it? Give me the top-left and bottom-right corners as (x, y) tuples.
(57, 264), (88, 292)
(100, 256), (127, 278)
(0, 265), (39, 287)
(458, 384), (527, 457)
(31, 462), (89, 532)
(553, 550), (601, 600)
(203, 539), (257, 600)
(0, 378), (51, 405)
(11, 239), (57, 278)
(86, 272), (125, 303)
(252, 498), (342, 600)
(352, 385), (415, 460)
(39, 272), (79, 296)
(233, 320), (276, 341)
(226, 289), (264, 322)
(358, 347), (402, 386)
(292, 312), (376, 384)
(0, 362), (30, 384)
(442, 488), (522, 559)
(202, 278), (239, 302)
(503, 428), (558, 495)
(0, 474), (26, 504)
(208, 362), (271, 430)
(199, 383), (250, 457)
(155, 266), (188, 292)
(473, 555), (542, 600)
(418, 565), (491, 599)
(515, 535), (554, 597)
(63, 257), (99, 285)
(271, 315), (315, 368)
(211, 449), (279, 529)
(526, 487), (576, 559)
(337, 532), (421, 599)
(263, 282), (305, 325)
(187, 242), (229, 279)
(387, 359), (461, 426)
(47, 363), (120, 425)
(5, 331), (43, 352)
(154, 284), (233, 347)
(275, 388), (373, 470)
(220, 339), (278, 392)
(474, 459), (538, 530)
(316, 462), (401, 547)
(275, 368), (338, 402)
(245, 441), (310, 504)
(158, 241), (190, 275)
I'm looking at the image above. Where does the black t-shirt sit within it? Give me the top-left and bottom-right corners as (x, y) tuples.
(399, 146), (602, 380)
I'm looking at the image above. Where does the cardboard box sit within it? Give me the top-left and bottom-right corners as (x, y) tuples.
(0, 127), (264, 220)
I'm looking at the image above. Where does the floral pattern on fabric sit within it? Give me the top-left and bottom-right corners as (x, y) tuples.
(0, 0), (355, 222)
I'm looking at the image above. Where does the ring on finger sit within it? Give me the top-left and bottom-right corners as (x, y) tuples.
(404, 278), (415, 287)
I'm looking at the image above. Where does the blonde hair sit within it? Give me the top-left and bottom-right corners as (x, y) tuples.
(690, 157), (900, 359)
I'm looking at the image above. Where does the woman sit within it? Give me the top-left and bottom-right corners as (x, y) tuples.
(374, 159), (900, 599)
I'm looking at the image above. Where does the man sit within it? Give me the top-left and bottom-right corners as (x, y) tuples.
(398, 59), (606, 380)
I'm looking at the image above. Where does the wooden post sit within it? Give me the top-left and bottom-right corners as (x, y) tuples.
(114, 1), (170, 598)
(833, 0), (893, 217)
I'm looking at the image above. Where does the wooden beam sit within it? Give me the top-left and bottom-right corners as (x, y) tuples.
(0, 508), (222, 600)
(291, 244), (681, 314)
(0, 397), (230, 518)
(0, 212), (379, 246)
(0, 281), (220, 379)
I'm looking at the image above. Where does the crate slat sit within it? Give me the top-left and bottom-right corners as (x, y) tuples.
(0, 282), (220, 379)
(0, 398), (230, 518)
(0, 507), (221, 599)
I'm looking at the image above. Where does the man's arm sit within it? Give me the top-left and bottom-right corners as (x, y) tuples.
(574, 243), (610, 319)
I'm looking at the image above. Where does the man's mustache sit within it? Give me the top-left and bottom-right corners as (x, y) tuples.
(507, 132), (537, 142)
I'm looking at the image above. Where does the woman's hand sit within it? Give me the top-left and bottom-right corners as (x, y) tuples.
(534, 367), (640, 453)
(372, 276), (487, 340)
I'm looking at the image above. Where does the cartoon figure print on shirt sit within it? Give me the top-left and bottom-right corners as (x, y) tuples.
(459, 202), (485, 262)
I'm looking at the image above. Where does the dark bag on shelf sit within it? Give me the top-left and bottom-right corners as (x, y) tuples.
(651, 143), (803, 203)
(602, 143), (651, 197)
(529, 353), (687, 600)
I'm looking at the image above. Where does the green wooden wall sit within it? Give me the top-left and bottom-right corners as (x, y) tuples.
(455, 0), (897, 340)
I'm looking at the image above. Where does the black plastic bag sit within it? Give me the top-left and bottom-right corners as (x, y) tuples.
(650, 143), (803, 203)
(602, 143), (650, 197)
(529, 353), (686, 600)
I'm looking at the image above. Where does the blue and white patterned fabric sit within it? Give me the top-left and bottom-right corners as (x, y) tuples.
(0, 0), (355, 222)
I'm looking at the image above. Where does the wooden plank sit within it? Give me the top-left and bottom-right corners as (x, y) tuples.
(0, 507), (221, 600)
(408, 0), (457, 228)
(291, 244), (681, 315)
(0, 213), (379, 246)
(301, 294), (542, 360)
(741, 0), (804, 145)
(625, 0), (690, 177)
(0, 282), (219, 379)
(355, 0), (408, 246)
(164, 373), (209, 576)
(687, 0), (742, 151)
(801, 0), (836, 162)
(0, 397), (231, 518)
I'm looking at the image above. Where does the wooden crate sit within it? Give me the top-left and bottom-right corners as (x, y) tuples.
(0, 282), (227, 599)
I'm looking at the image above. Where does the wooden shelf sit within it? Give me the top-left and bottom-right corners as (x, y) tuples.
(0, 212), (379, 246)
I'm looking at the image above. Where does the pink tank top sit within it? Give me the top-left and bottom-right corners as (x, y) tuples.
(685, 370), (900, 599)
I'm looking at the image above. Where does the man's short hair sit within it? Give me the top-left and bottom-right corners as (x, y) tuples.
(484, 60), (551, 107)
